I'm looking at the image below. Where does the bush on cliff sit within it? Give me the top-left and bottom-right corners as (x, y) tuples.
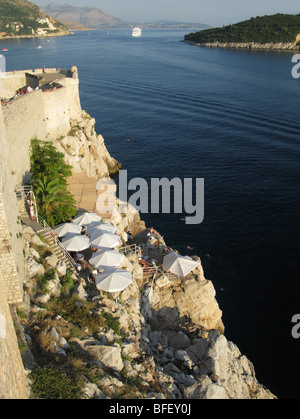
(30, 138), (77, 225)
(29, 364), (85, 399)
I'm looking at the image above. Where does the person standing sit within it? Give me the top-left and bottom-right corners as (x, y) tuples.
(29, 203), (35, 221)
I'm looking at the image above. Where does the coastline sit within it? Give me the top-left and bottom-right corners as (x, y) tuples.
(0, 31), (71, 41)
(185, 40), (300, 51)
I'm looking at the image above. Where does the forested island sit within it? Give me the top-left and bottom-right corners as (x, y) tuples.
(184, 14), (300, 45)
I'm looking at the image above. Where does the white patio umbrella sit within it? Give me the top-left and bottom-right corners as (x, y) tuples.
(89, 249), (124, 269)
(86, 222), (117, 237)
(53, 222), (82, 238)
(90, 232), (120, 249)
(73, 212), (102, 226)
(163, 251), (200, 278)
(95, 269), (133, 292)
(61, 234), (90, 252)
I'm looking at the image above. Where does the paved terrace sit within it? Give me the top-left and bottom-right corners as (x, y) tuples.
(67, 172), (98, 214)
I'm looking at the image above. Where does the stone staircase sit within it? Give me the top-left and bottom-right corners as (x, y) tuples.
(17, 194), (78, 276)
(36, 228), (77, 275)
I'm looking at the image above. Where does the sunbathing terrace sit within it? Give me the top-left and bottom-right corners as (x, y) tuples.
(1, 67), (78, 102)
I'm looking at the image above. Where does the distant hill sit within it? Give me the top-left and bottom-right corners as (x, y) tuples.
(42, 3), (129, 29)
(0, 0), (68, 37)
(184, 13), (300, 44)
(42, 3), (209, 31)
(140, 19), (210, 30)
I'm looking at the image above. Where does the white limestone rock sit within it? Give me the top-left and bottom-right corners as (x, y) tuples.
(86, 345), (124, 372)
(26, 256), (45, 278)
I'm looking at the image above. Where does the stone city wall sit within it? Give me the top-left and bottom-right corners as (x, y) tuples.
(0, 103), (28, 399)
(0, 268), (29, 399)
(0, 69), (81, 398)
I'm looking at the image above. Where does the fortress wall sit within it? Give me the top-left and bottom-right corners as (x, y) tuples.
(3, 90), (48, 185)
(0, 103), (24, 305)
(42, 87), (71, 139)
(0, 79), (80, 298)
(0, 70), (81, 306)
(60, 77), (82, 121)
(2, 79), (81, 185)
(1, 73), (27, 98)
(0, 100), (24, 305)
(0, 105), (28, 399)
(0, 69), (82, 398)
(0, 269), (29, 399)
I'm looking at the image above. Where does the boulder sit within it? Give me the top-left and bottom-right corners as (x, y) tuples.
(73, 283), (88, 301)
(47, 275), (62, 297)
(86, 345), (124, 372)
(184, 377), (227, 399)
(22, 226), (47, 248)
(56, 260), (67, 277)
(26, 257), (45, 278)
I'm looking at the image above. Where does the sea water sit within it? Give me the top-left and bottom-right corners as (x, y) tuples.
(2, 29), (300, 398)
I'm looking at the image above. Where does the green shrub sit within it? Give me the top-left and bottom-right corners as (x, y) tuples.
(36, 269), (56, 294)
(102, 311), (122, 337)
(29, 365), (85, 399)
(59, 296), (105, 334)
(60, 270), (75, 297)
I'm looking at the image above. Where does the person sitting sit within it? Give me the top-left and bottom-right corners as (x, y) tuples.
(88, 272), (96, 284)
(80, 260), (87, 270)
(149, 227), (155, 235)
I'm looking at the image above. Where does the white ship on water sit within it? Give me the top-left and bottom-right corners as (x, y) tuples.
(132, 26), (142, 37)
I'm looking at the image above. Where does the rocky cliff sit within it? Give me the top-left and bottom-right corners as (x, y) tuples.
(190, 41), (299, 50)
(51, 110), (121, 178)
(18, 216), (276, 399)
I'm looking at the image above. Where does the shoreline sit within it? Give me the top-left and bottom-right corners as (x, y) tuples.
(185, 40), (300, 52)
(0, 31), (71, 41)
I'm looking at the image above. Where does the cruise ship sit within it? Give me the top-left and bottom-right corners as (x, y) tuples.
(132, 26), (142, 37)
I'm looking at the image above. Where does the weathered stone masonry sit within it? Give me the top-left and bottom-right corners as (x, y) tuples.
(0, 68), (82, 398)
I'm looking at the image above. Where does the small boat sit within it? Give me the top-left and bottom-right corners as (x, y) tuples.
(132, 26), (142, 37)
(2, 48), (8, 51)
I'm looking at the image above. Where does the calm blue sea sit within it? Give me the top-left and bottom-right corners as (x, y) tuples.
(2, 29), (300, 399)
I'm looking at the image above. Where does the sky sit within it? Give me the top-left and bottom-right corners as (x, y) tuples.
(35, 0), (300, 26)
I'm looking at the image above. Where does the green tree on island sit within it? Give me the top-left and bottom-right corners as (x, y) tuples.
(184, 14), (300, 44)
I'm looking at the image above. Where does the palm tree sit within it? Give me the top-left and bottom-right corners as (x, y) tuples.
(34, 176), (77, 224)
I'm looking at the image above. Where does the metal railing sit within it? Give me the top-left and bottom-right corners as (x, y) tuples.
(15, 185), (38, 223)
(36, 215), (77, 270)
(16, 185), (77, 271)
(119, 243), (142, 255)
(142, 266), (159, 276)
